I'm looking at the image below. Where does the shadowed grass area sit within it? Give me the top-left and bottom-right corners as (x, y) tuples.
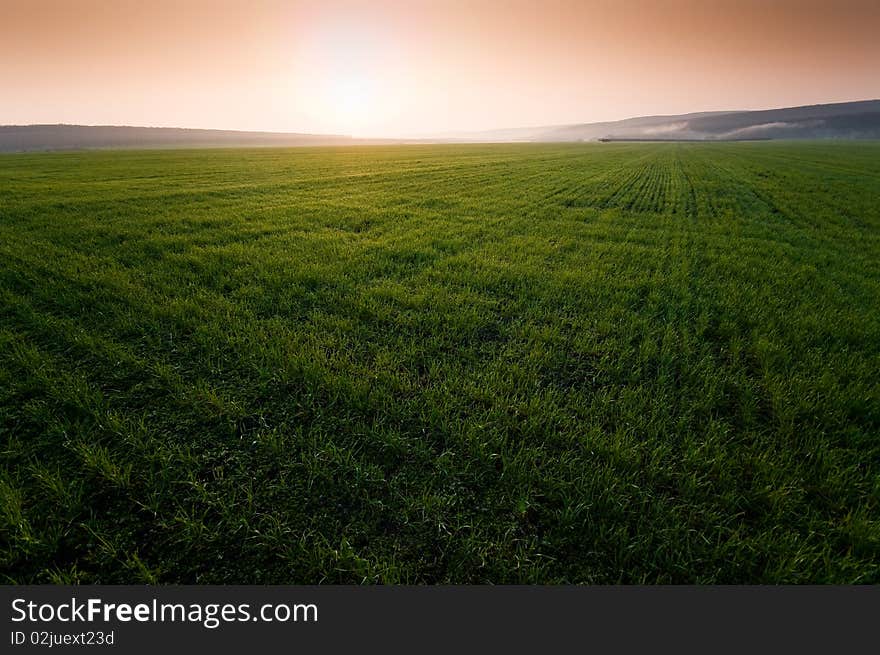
(1, 142), (878, 583)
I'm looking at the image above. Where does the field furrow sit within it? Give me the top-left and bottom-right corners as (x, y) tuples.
(1, 142), (879, 584)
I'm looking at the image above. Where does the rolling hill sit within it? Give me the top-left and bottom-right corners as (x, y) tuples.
(2, 100), (879, 151)
(0, 124), (358, 152)
(450, 100), (880, 142)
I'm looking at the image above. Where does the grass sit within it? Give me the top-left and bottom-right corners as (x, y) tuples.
(0, 142), (878, 583)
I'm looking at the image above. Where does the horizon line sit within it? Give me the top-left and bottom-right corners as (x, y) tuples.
(3, 97), (879, 139)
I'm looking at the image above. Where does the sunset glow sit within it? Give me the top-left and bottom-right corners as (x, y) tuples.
(2, 0), (879, 137)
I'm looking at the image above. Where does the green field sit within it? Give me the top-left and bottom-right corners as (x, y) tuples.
(1, 142), (878, 583)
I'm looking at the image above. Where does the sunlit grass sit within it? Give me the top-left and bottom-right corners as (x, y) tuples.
(1, 142), (878, 583)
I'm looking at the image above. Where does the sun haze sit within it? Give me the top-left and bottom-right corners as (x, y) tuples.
(2, 0), (879, 137)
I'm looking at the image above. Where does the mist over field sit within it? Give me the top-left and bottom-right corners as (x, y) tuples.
(461, 100), (880, 142)
(4, 100), (878, 152)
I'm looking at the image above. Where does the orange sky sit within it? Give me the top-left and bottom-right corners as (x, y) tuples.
(2, 0), (879, 137)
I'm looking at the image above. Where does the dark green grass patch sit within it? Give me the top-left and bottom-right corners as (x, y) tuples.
(1, 142), (878, 583)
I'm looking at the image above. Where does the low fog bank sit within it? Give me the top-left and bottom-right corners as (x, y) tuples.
(441, 100), (880, 143)
(532, 100), (880, 142)
(3, 100), (879, 151)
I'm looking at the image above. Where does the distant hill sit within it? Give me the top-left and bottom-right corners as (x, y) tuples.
(0, 125), (358, 152)
(453, 100), (880, 142)
(3, 100), (879, 151)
